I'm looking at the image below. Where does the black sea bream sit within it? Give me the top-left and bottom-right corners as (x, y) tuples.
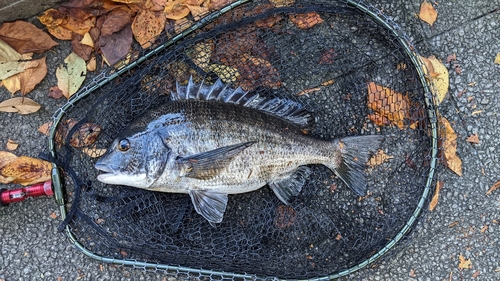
(95, 78), (383, 225)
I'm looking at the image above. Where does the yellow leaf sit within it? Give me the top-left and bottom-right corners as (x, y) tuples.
(0, 150), (18, 169)
(421, 55), (449, 105)
(208, 64), (240, 83)
(419, 1), (437, 26)
(189, 42), (212, 71)
(0, 97), (41, 114)
(429, 181), (443, 211)
(458, 254), (472, 270)
(0, 156), (52, 186)
(439, 115), (462, 176)
(82, 147), (107, 158)
(80, 32), (94, 47)
(6, 139), (18, 151)
(2, 73), (21, 94)
(87, 55), (96, 72)
(56, 52), (87, 99)
(495, 53), (500, 64)
(0, 39), (41, 80)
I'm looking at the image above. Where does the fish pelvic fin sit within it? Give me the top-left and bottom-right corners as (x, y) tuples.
(269, 166), (312, 204)
(325, 135), (384, 196)
(189, 190), (228, 224)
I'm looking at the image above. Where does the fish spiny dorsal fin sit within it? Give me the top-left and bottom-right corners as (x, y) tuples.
(172, 76), (314, 130)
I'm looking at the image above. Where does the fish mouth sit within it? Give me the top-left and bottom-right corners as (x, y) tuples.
(95, 163), (116, 182)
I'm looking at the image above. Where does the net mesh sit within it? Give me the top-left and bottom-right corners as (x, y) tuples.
(48, 0), (438, 279)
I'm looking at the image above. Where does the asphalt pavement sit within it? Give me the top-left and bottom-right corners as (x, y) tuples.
(1, 0), (499, 280)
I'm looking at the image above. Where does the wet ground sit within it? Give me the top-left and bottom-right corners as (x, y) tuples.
(1, 0), (500, 280)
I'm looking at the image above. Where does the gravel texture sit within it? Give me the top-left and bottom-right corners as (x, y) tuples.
(1, 1), (500, 280)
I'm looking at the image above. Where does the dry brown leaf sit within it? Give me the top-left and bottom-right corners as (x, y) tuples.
(61, 16), (96, 36)
(270, 0), (295, 7)
(0, 97), (41, 114)
(368, 149), (394, 167)
(419, 1), (437, 26)
(48, 85), (65, 99)
(439, 115), (462, 176)
(132, 10), (166, 48)
(486, 180), (500, 195)
(6, 139), (19, 151)
(164, 0), (191, 20)
(87, 55), (97, 71)
(38, 8), (73, 40)
(0, 21), (58, 54)
(0, 156), (52, 186)
(0, 150), (18, 169)
(465, 133), (480, 144)
(289, 12), (324, 29)
(209, 0), (235, 11)
(72, 33), (93, 61)
(421, 55), (449, 105)
(297, 87), (320, 96)
(429, 181), (443, 211)
(186, 4), (209, 21)
(367, 82), (410, 129)
(18, 57), (48, 95)
(100, 25), (133, 66)
(100, 5), (135, 36)
(37, 119), (101, 148)
(458, 254), (472, 270)
(82, 147), (107, 158)
(189, 42), (212, 70)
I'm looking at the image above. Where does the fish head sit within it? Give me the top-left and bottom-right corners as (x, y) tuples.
(95, 129), (171, 189)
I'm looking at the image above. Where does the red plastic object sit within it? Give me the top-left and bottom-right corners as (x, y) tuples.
(1, 181), (53, 206)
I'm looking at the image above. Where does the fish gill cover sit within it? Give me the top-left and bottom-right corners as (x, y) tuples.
(46, 0), (438, 279)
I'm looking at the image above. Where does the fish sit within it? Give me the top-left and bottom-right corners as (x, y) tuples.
(95, 77), (383, 225)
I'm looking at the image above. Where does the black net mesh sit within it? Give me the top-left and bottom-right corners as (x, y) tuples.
(48, 0), (438, 279)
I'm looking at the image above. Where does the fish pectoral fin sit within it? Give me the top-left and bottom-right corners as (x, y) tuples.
(268, 166), (312, 204)
(177, 141), (256, 180)
(188, 190), (228, 224)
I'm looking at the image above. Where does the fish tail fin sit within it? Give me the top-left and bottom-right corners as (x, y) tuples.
(325, 135), (384, 196)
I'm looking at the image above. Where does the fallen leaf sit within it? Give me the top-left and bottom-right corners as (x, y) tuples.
(368, 149), (394, 167)
(472, 270), (480, 278)
(0, 39), (37, 80)
(289, 12), (324, 29)
(458, 254), (472, 270)
(446, 53), (456, 63)
(18, 57), (48, 95)
(0, 97), (41, 114)
(189, 42), (212, 71)
(421, 55), (449, 105)
(61, 16), (96, 36)
(6, 139), (18, 151)
(409, 268), (416, 278)
(50, 212), (58, 219)
(0, 151), (18, 170)
(100, 24), (133, 66)
(297, 87), (320, 96)
(270, 0), (295, 7)
(486, 180), (500, 195)
(419, 1), (437, 26)
(439, 115), (462, 176)
(465, 133), (479, 144)
(38, 121), (51, 136)
(186, 4), (209, 21)
(367, 82), (410, 129)
(69, 123), (102, 148)
(209, 0), (235, 11)
(72, 33), (93, 61)
(495, 54), (500, 65)
(164, 0), (190, 20)
(429, 181), (443, 211)
(56, 52), (87, 99)
(80, 32), (94, 47)
(208, 64), (240, 83)
(48, 86), (64, 99)
(87, 55), (97, 71)
(132, 10), (165, 48)
(0, 156), (51, 186)
(82, 147), (107, 158)
(237, 54), (281, 90)
(37, 8), (73, 40)
(100, 5), (135, 36)
(0, 21), (58, 53)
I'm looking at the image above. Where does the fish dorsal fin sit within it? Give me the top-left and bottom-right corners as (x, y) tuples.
(171, 76), (314, 130)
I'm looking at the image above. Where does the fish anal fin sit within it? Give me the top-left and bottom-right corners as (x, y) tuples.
(189, 190), (228, 224)
(269, 166), (312, 204)
(178, 141), (256, 180)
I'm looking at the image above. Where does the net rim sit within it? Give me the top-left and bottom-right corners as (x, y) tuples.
(47, 0), (439, 279)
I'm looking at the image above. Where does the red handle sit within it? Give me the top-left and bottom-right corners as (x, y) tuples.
(1, 181), (53, 206)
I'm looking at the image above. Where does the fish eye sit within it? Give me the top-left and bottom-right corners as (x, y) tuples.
(117, 139), (130, 151)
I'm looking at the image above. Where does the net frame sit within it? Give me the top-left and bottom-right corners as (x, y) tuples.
(45, 0), (440, 279)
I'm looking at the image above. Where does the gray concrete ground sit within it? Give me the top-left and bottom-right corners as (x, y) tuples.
(1, 0), (500, 280)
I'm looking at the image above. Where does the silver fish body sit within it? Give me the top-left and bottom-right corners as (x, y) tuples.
(95, 78), (383, 224)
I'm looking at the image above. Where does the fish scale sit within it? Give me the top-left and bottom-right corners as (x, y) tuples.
(95, 78), (383, 224)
